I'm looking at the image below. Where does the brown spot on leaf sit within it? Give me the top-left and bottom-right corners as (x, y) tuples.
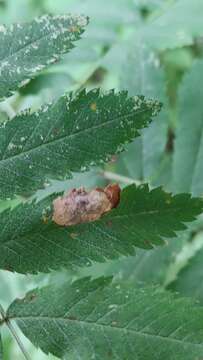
(90, 102), (97, 111)
(52, 184), (121, 226)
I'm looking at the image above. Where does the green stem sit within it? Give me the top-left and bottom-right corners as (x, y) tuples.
(101, 171), (141, 186)
(0, 304), (31, 360)
(0, 304), (5, 325)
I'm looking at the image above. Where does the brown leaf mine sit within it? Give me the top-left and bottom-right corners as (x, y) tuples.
(52, 184), (121, 226)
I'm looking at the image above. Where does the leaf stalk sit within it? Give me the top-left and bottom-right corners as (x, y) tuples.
(0, 304), (31, 360)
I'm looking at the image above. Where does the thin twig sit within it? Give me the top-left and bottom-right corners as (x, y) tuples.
(0, 304), (6, 324)
(0, 304), (31, 360)
(101, 171), (141, 186)
(6, 320), (31, 360)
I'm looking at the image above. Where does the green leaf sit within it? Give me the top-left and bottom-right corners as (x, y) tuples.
(80, 236), (187, 289)
(7, 276), (203, 360)
(0, 14), (88, 99)
(169, 234), (203, 304)
(0, 89), (160, 199)
(102, 236), (187, 286)
(104, 1), (203, 191)
(170, 248), (203, 303)
(142, 0), (203, 50)
(117, 38), (169, 185)
(35, 170), (106, 202)
(82, 214), (200, 287)
(31, 0), (139, 100)
(171, 59), (203, 196)
(120, 41), (165, 100)
(0, 184), (202, 274)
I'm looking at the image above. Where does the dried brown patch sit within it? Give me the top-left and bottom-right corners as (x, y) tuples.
(52, 184), (121, 226)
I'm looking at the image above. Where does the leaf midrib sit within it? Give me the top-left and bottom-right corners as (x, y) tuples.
(10, 315), (203, 348)
(0, 108), (148, 163)
(0, 206), (192, 248)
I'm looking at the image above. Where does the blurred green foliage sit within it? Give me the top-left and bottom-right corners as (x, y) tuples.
(1, 0), (203, 358)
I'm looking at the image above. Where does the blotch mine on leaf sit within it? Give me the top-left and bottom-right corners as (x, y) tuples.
(52, 184), (121, 226)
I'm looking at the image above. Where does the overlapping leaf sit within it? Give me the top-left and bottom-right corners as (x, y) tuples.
(0, 14), (88, 99)
(0, 184), (202, 274)
(0, 89), (160, 199)
(7, 276), (203, 360)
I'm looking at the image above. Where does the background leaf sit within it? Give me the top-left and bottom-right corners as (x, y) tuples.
(0, 184), (202, 274)
(169, 247), (203, 303)
(8, 0), (139, 108)
(0, 89), (160, 199)
(84, 236), (187, 286)
(102, 1), (203, 193)
(7, 276), (203, 360)
(78, 216), (202, 288)
(141, 0), (203, 50)
(168, 226), (203, 304)
(0, 14), (88, 99)
(171, 59), (203, 195)
(116, 39), (169, 184)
